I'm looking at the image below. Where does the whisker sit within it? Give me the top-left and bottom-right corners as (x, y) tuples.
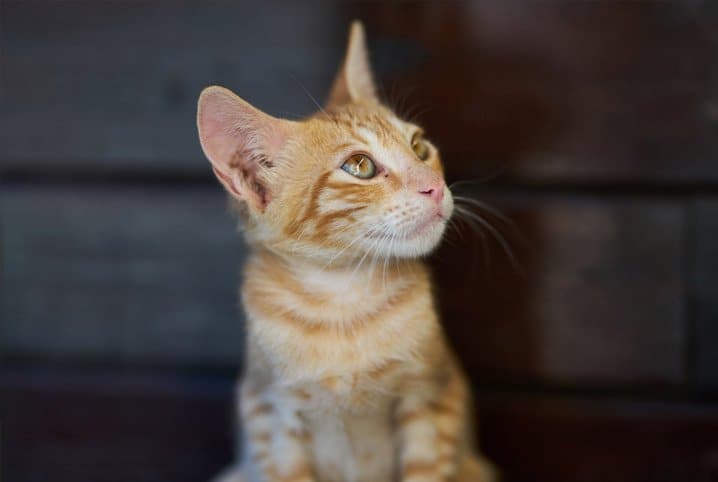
(290, 74), (327, 115)
(453, 205), (523, 275)
(448, 165), (510, 190)
(453, 196), (530, 249)
(348, 223), (392, 288)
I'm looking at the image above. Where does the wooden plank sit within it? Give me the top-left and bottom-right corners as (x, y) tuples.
(359, 1), (718, 183)
(2, 368), (717, 482)
(0, 368), (234, 482)
(479, 392), (718, 482)
(693, 198), (718, 387)
(0, 185), (247, 365)
(0, 1), (351, 172)
(2, 1), (717, 183)
(1, 186), (686, 385)
(433, 193), (685, 385)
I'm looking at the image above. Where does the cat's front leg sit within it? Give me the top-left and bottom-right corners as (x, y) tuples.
(395, 394), (444, 482)
(240, 383), (315, 482)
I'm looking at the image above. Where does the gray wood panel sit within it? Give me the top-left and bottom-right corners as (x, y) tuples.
(693, 198), (718, 387)
(1, 186), (687, 385)
(2, 1), (717, 183)
(0, 2), (354, 171)
(1, 185), (247, 365)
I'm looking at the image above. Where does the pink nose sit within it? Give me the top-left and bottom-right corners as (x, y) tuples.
(419, 182), (445, 204)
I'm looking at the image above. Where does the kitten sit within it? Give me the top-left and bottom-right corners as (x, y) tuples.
(197, 21), (496, 482)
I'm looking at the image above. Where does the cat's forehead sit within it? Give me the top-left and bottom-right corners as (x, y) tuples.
(316, 103), (416, 144)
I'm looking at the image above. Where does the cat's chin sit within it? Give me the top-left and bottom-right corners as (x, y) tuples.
(386, 216), (448, 258)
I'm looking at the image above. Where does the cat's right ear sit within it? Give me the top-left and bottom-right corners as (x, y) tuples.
(326, 21), (378, 109)
(197, 86), (292, 211)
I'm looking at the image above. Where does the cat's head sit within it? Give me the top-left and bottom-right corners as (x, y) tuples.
(197, 22), (452, 264)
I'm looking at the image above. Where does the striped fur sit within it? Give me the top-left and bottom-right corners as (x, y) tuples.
(199, 21), (496, 482)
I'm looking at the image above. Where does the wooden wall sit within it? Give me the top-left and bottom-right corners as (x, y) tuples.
(2, 1), (718, 481)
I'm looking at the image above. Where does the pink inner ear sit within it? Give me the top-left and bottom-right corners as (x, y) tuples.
(198, 89), (251, 172)
(198, 86), (291, 209)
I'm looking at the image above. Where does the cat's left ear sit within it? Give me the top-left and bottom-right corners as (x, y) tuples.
(326, 21), (378, 109)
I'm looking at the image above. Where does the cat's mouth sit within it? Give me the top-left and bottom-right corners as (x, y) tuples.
(362, 213), (445, 241)
(406, 213), (446, 239)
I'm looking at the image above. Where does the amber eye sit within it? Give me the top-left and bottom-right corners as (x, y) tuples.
(411, 133), (431, 161)
(341, 153), (376, 179)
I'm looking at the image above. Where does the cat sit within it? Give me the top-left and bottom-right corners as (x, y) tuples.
(197, 21), (497, 482)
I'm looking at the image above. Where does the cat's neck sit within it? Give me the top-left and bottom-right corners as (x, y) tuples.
(250, 247), (424, 297)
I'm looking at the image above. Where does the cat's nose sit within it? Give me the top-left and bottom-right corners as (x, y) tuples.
(419, 182), (445, 204)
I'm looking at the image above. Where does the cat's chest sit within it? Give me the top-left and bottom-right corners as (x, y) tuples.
(303, 403), (397, 482)
(287, 359), (418, 411)
(243, 275), (438, 382)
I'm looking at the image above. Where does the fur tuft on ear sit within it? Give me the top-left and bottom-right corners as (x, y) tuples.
(197, 86), (292, 211)
(326, 21), (378, 109)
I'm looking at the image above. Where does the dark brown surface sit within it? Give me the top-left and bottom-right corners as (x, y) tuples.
(433, 193), (685, 386)
(480, 392), (718, 482)
(2, 369), (717, 482)
(361, 1), (718, 183)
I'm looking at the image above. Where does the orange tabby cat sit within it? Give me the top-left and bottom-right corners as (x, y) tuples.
(197, 22), (496, 482)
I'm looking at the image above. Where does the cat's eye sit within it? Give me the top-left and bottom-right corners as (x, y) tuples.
(341, 154), (376, 179)
(411, 133), (431, 161)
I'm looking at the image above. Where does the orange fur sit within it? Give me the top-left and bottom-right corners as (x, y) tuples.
(199, 21), (497, 482)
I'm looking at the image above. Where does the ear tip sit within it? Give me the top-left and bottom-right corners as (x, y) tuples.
(199, 85), (235, 103)
(349, 20), (366, 42)
(197, 85), (247, 121)
(350, 20), (365, 33)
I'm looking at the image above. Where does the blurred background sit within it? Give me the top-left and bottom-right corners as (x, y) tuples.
(2, 1), (718, 481)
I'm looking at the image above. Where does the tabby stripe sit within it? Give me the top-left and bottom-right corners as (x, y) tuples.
(252, 432), (271, 444)
(284, 170), (332, 237)
(396, 409), (427, 426)
(292, 388), (312, 401)
(366, 359), (401, 380)
(286, 427), (310, 442)
(279, 465), (313, 482)
(402, 460), (439, 478)
(431, 399), (461, 416)
(437, 432), (459, 446)
(248, 280), (417, 336)
(312, 205), (367, 239)
(245, 401), (273, 418)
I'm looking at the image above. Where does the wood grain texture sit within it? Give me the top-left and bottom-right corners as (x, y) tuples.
(2, 1), (717, 183)
(692, 199), (718, 387)
(433, 193), (685, 385)
(0, 185), (246, 365)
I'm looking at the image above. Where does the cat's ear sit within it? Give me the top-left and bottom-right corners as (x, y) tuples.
(197, 86), (293, 211)
(326, 21), (378, 109)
